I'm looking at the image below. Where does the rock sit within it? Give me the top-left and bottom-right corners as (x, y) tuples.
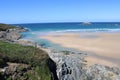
(86, 64), (120, 80)
(0, 31), (6, 38)
(82, 22), (92, 25)
(7, 27), (28, 33)
(16, 27), (28, 32)
(0, 27), (27, 42)
(47, 49), (120, 80)
(47, 50), (86, 80)
(4, 31), (22, 41)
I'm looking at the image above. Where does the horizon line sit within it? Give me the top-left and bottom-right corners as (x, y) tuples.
(10, 21), (120, 24)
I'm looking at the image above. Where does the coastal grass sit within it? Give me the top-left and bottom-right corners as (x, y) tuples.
(0, 40), (51, 80)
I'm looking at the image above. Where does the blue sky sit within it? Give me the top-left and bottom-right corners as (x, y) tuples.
(0, 0), (120, 23)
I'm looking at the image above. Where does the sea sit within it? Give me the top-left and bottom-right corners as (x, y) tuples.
(14, 22), (120, 51)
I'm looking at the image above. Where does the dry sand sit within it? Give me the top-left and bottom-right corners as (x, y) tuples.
(40, 32), (120, 67)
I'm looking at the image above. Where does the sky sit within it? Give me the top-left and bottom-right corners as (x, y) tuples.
(0, 0), (120, 23)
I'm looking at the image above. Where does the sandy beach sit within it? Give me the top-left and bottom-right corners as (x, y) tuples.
(40, 32), (120, 67)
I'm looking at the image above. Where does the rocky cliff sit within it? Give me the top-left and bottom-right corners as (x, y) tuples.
(47, 49), (120, 80)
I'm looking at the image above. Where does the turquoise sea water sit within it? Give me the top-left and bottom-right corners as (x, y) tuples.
(14, 22), (120, 51)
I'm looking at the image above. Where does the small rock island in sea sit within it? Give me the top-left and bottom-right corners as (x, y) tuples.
(82, 22), (92, 25)
(0, 23), (120, 80)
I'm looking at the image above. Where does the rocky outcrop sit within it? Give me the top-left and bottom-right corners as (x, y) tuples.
(82, 22), (92, 25)
(47, 49), (120, 80)
(4, 31), (21, 41)
(46, 50), (87, 80)
(86, 64), (120, 80)
(0, 27), (27, 42)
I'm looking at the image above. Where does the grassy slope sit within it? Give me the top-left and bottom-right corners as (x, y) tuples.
(0, 23), (51, 80)
(0, 41), (51, 80)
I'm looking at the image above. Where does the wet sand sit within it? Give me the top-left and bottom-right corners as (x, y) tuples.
(40, 32), (120, 67)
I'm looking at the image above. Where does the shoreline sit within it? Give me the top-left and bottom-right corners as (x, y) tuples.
(40, 32), (120, 67)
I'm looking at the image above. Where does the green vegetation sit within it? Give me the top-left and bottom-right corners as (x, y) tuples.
(0, 41), (48, 65)
(0, 23), (52, 80)
(0, 23), (15, 31)
(0, 40), (51, 80)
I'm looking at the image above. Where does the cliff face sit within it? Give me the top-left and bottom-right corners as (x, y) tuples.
(46, 50), (86, 80)
(47, 49), (120, 80)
